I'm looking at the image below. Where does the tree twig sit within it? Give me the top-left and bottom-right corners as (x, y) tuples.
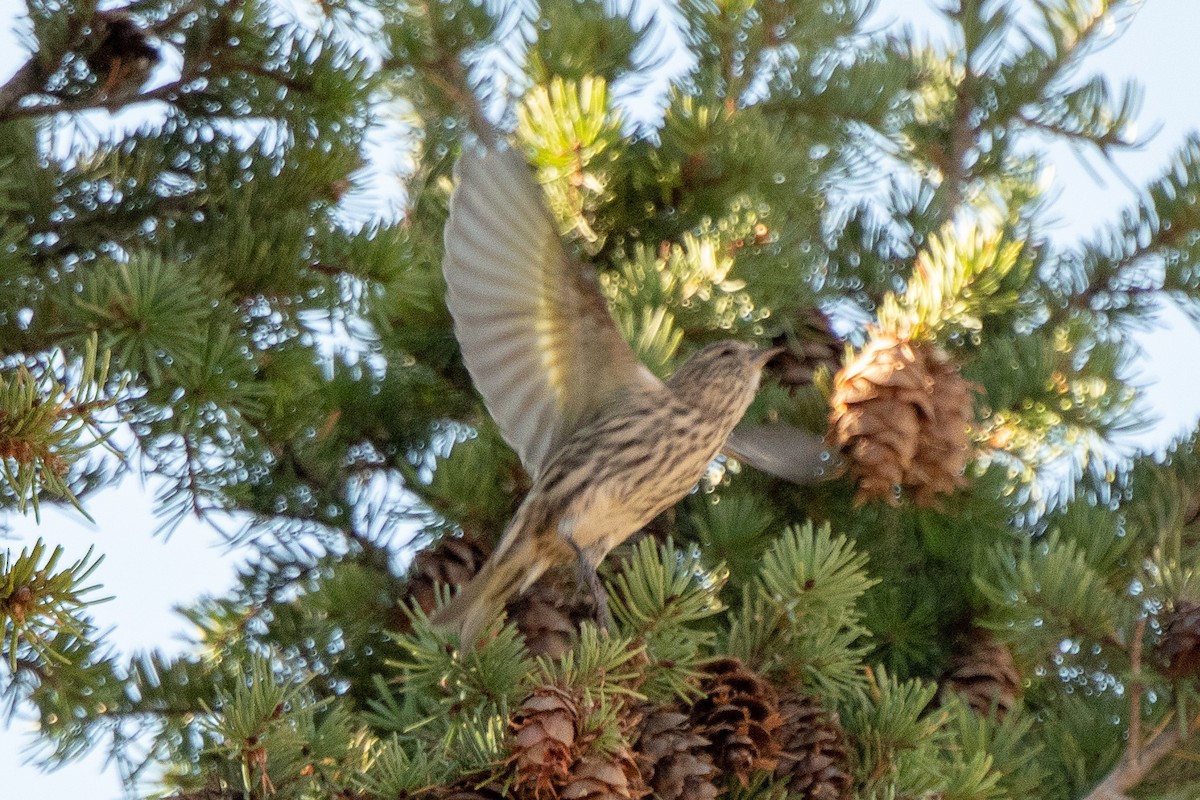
(419, 57), (499, 148)
(941, 9), (976, 215)
(1128, 616), (1147, 764)
(1083, 703), (1200, 800)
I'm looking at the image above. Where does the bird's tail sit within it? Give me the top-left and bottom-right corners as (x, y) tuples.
(430, 532), (546, 651)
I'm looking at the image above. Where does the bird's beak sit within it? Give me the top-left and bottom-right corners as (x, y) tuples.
(757, 346), (787, 366)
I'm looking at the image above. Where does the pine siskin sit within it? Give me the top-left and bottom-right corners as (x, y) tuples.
(433, 144), (828, 647)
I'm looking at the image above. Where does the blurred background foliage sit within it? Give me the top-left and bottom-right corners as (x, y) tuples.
(1, 0), (1200, 798)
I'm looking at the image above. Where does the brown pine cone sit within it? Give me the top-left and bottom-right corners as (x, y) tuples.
(907, 345), (976, 507)
(511, 510), (676, 658)
(561, 750), (647, 800)
(509, 571), (595, 660)
(769, 308), (843, 392)
(405, 536), (491, 617)
(941, 629), (1022, 719)
(828, 334), (974, 506)
(1160, 600), (1200, 679)
(691, 657), (783, 785)
(511, 685), (580, 796)
(84, 11), (160, 97)
(773, 694), (852, 800)
(634, 705), (719, 800)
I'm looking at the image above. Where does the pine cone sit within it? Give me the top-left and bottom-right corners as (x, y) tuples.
(511, 685), (580, 796)
(634, 705), (719, 800)
(769, 308), (842, 392)
(941, 629), (1022, 719)
(1160, 600), (1200, 679)
(511, 509), (675, 659)
(691, 657), (783, 785)
(405, 536), (491, 617)
(85, 11), (160, 97)
(561, 749), (647, 800)
(828, 334), (974, 506)
(509, 571), (595, 660)
(907, 346), (976, 507)
(773, 694), (852, 800)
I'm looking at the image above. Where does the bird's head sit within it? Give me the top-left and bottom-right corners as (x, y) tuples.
(667, 340), (783, 420)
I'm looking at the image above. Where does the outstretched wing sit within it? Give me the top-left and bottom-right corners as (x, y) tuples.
(443, 145), (660, 479)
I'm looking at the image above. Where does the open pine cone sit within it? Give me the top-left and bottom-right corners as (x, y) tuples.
(634, 705), (719, 800)
(405, 535), (491, 618)
(828, 334), (974, 506)
(691, 657), (783, 785)
(560, 749), (647, 800)
(407, 516), (671, 655)
(84, 11), (160, 98)
(508, 571), (595, 660)
(511, 685), (580, 796)
(769, 308), (843, 392)
(774, 693), (852, 800)
(941, 628), (1022, 719)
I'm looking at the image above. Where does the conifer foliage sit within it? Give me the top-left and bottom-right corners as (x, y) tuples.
(3, 0), (1200, 798)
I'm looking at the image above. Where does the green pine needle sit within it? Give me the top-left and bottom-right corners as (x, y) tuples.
(758, 521), (878, 621)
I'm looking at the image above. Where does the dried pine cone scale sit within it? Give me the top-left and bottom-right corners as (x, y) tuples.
(508, 570), (595, 660)
(769, 308), (842, 390)
(405, 536), (491, 618)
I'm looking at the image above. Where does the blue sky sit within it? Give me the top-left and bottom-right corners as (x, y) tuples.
(2, 0), (1200, 796)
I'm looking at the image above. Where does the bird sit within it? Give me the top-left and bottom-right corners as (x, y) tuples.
(433, 142), (829, 648)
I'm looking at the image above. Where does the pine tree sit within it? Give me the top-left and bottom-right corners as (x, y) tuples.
(3, 1), (1200, 798)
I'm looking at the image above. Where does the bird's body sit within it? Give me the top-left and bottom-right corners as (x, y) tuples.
(433, 342), (774, 645)
(433, 143), (827, 647)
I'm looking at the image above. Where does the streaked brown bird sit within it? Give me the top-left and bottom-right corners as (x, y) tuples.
(433, 144), (828, 647)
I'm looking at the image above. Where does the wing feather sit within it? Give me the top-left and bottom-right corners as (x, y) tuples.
(723, 424), (835, 485)
(443, 145), (660, 478)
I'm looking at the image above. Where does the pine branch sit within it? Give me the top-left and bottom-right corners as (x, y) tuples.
(1082, 614), (1198, 800)
(0, 77), (190, 121)
(5, 1), (1199, 795)
(0, 57), (49, 117)
(1016, 102), (1140, 153)
(1001, 0), (1134, 117)
(412, 56), (500, 148)
(941, 2), (980, 214)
